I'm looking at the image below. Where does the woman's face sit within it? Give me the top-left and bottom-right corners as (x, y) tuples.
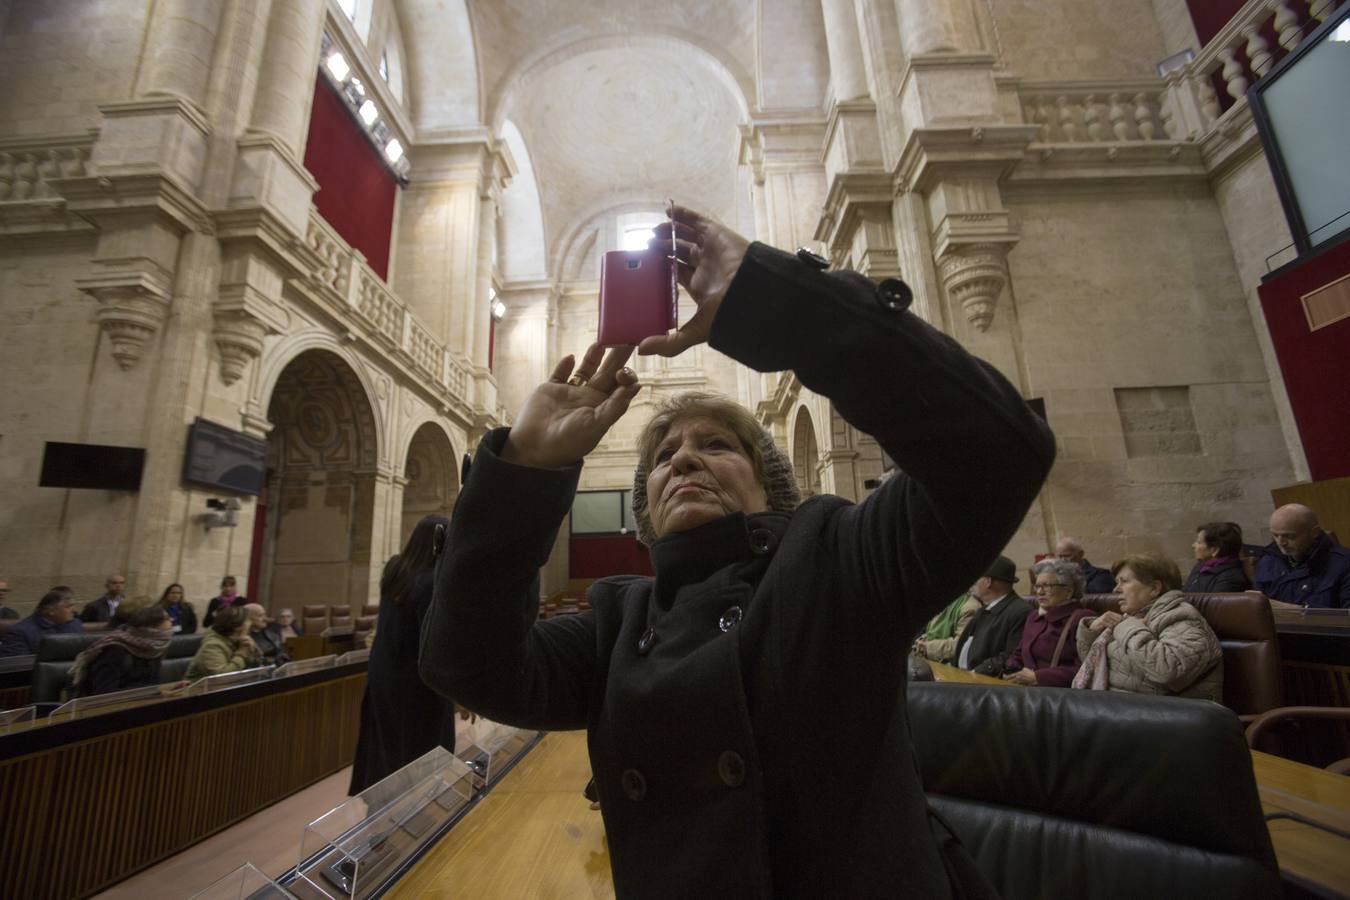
(1031, 572), (1075, 610)
(646, 417), (769, 539)
(277, 612), (294, 626)
(1191, 531), (1215, 560)
(1116, 566), (1161, 615)
(166, 587), (184, 603)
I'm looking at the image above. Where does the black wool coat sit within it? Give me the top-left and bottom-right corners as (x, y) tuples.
(1184, 558), (1251, 593)
(349, 570), (456, 794)
(962, 594), (1032, 676)
(421, 242), (1056, 897)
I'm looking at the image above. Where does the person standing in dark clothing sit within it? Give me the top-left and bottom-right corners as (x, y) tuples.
(202, 575), (245, 628)
(1184, 522), (1251, 593)
(80, 574), (126, 623)
(157, 583), (198, 634)
(348, 514), (457, 794)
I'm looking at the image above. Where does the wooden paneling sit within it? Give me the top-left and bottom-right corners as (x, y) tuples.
(0, 672), (365, 900)
(1271, 475), (1350, 548)
(0, 684), (30, 710)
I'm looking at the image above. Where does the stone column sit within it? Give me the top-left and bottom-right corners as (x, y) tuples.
(894, 0), (978, 56)
(248, 0), (326, 160)
(134, 0), (226, 110)
(820, 0), (869, 103)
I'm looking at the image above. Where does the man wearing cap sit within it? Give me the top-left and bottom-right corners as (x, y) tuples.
(953, 556), (1031, 673)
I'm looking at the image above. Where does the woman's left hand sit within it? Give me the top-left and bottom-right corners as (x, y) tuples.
(638, 203), (750, 358)
(1002, 668), (1037, 686)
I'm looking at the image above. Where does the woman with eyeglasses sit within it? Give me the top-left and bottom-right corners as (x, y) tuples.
(997, 558), (1093, 686)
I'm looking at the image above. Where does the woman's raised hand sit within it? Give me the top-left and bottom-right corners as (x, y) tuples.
(502, 343), (641, 469)
(638, 203), (750, 358)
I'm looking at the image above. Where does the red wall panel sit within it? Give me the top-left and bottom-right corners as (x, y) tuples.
(1186, 0), (1247, 46)
(302, 77), (396, 279)
(570, 534), (654, 578)
(1257, 240), (1350, 481)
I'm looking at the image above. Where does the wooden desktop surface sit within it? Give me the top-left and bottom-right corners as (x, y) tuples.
(390, 688), (1347, 899)
(927, 660), (1007, 685)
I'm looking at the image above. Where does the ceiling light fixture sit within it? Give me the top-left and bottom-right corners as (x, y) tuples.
(384, 139), (404, 163)
(492, 300), (507, 320)
(326, 52), (350, 82)
(359, 100), (378, 125)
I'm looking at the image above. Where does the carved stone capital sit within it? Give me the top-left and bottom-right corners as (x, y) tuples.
(77, 270), (173, 370)
(212, 312), (268, 386)
(937, 244), (1009, 332)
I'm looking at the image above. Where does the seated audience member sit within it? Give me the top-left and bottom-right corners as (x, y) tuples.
(0, 587), (83, 656)
(1255, 504), (1350, 609)
(157, 583), (198, 634)
(1075, 554), (1222, 701)
(954, 556), (1030, 673)
(185, 606), (263, 680)
(244, 603), (289, 665)
(1055, 536), (1115, 594)
(1184, 521), (1251, 593)
(80, 573), (126, 623)
(0, 579), (18, 619)
(108, 596), (152, 630)
(270, 608), (301, 641)
(999, 559), (1093, 686)
(68, 606), (174, 697)
(202, 575), (246, 628)
(915, 593), (978, 663)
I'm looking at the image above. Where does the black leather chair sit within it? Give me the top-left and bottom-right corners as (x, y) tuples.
(30, 633), (203, 703)
(908, 683), (1281, 899)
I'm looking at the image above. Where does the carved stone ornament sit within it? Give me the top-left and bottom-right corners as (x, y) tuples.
(78, 277), (172, 371)
(937, 244), (1009, 332)
(212, 313), (268, 386)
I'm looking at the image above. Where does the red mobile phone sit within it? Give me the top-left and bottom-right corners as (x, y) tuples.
(596, 247), (677, 347)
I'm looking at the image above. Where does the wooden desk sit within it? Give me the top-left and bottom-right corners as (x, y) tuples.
(927, 660), (1007, 685)
(1251, 750), (1350, 898)
(388, 730), (613, 899)
(1273, 607), (1350, 638)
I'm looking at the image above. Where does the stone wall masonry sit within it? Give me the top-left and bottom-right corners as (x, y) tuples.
(988, 0), (1169, 82)
(0, 0), (149, 138)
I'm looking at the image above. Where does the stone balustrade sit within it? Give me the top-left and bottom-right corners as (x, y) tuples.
(1019, 82), (1169, 144)
(0, 136), (93, 201)
(304, 211), (471, 402)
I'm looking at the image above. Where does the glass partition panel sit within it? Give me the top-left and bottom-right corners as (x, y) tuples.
(0, 705), (37, 734)
(184, 665), (275, 696)
(455, 719), (538, 790)
(322, 626), (354, 639)
(290, 747), (475, 899)
(335, 648), (370, 666)
(47, 683), (173, 723)
(188, 862), (294, 900)
(273, 655), (337, 678)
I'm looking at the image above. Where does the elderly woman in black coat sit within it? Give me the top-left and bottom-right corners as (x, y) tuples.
(420, 204), (1055, 897)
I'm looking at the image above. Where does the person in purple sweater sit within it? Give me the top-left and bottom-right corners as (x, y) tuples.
(1001, 558), (1094, 687)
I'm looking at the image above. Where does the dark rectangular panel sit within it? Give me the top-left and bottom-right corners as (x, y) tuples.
(39, 442), (145, 491)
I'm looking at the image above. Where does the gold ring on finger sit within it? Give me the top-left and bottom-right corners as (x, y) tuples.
(567, 373), (590, 387)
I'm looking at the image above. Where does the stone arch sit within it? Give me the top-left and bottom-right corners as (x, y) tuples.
(791, 404), (821, 498)
(400, 420), (459, 545)
(258, 349), (381, 615)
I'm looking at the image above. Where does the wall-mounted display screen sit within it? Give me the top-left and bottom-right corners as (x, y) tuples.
(182, 417), (266, 496)
(39, 442), (145, 491)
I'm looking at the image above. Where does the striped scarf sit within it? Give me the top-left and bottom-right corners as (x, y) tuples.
(68, 627), (173, 696)
(1072, 629), (1111, 691)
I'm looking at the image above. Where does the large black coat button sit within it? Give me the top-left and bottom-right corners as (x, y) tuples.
(718, 751), (747, 788)
(877, 278), (913, 312)
(796, 247), (829, 269)
(718, 606), (743, 632)
(749, 527), (776, 556)
(637, 626), (657, 655)
(621, 768), (647, 801)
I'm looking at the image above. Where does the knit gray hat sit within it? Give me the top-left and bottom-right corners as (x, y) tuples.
(631, 403), (801, 546)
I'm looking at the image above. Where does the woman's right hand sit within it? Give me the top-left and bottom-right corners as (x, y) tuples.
(502, 343), (641, 469)
(1090, 611), (1123, 633)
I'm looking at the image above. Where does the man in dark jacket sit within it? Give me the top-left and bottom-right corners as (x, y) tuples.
(954, 556), (1031, 674)
(1055, 537), (1115, 593)
(1255, 504), (1350, 609)
(80, 573), (125, 623)
(0, 587), (83, 656)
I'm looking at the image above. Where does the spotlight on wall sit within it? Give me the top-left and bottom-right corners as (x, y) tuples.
(326, 51), (351, 82)
(358, 100), (378, 125)
(203, 497), (242, 530)
(491, 300), (507, 321)
(384, 138), (404, 163)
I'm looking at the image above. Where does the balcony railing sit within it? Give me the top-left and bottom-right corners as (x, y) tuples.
(305, 212), (471, 402)
(0, 134), (93, 201)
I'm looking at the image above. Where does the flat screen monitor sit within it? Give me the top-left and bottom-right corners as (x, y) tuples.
(1250, 10), (1350, 257)
(39, 441), (145, 491)
(182, 417), (266, 496)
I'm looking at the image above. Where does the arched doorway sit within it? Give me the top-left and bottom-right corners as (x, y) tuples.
(792, 406), (820, 499)
(260, 350), (379, 615)
(401, 422), (458, 546)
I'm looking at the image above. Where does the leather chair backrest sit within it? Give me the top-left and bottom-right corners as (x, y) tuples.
(361, 604), (379, 617)
(302, 616), (327, 634)
(330, 614), (353, 629)
(159, 657), (193, 683)
(908, 683), (1280, 899)
(31, 634), (101, 703)
(302, 605), (327, 620)
(1078, 592), (1282, 715)
(167, 634), (202, 658)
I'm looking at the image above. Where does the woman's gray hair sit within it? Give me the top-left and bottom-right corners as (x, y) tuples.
(631, 392), (800, 545)
(1032, 558), (1085, 598)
